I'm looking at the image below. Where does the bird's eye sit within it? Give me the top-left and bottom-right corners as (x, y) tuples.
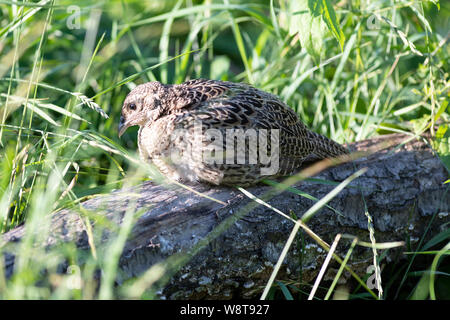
(129, 103), (137, 111)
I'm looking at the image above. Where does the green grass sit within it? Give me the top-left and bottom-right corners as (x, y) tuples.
(0, 0), (449, 299)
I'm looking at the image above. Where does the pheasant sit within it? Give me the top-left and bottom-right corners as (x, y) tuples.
(118, 79), (348, 186)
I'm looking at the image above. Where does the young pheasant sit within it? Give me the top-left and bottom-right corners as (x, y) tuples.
(118, 79), (348, 186)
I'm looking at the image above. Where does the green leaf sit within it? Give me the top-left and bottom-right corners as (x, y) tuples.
(432, 124), (450, 173)
(289, 0), (345, 63)
(277, 281), (294, 300)
(24, 102), (59, 127)
(435, 100), (448, 122)
(410, 272), (430, 300)
(421, 227), (450, 251)
(210, 56), (231, 80)
(310, 0), (345, 51)
(290, 0), (327, 63)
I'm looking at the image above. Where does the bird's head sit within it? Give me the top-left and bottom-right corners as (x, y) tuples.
(118, 81), (168, 138)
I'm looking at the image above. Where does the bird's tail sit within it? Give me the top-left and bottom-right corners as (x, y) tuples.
(307, 130), (349, 159)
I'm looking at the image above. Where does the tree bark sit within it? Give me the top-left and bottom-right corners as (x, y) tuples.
(1, 133), (449, 299)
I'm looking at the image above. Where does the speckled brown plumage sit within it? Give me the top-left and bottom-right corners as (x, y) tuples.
(118, 79), (348, 186)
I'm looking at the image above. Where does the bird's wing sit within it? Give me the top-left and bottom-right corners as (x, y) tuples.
(171, 83), (318, 174)
(170, 79), (234, 110)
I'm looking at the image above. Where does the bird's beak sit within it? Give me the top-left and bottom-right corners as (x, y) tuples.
(118, 116), (128, 138)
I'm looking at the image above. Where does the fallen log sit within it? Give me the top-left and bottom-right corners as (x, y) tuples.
(1, 133), (449, 299)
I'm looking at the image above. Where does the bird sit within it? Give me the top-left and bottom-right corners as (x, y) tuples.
(118, 79), (348, 186)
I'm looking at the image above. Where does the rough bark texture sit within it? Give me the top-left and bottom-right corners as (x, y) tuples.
(1, 133), (449, 299)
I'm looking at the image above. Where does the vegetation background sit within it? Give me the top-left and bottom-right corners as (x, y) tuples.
(0, 0), (448, 299)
